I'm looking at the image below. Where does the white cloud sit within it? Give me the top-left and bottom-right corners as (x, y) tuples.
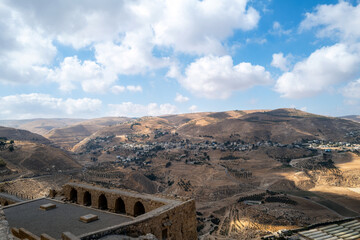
(300, 1), (360, 42)
(126, 85), (143, 92)
(48, 56), (115, 93)
(111, 85), (126, 94)
(0, 0), (261, 93)
(166, 64), (182, 79)
(189, 105), (198, 112)
(152, 0), (260, 55)
(94, 29), (168, 76)
(0, 93), (102, 119)
(275, 44), (360, 98)
(275, 2), (360, 99)
(271, 52), (291, 71)
(0, 2), (56, 85)
(108, 102), (178, 117)
(175, 93), (189, 103)
(342, 79), (360, 99)
(271, 21), (291, 36)
(13, 0), (260, 55)
(245, 38), (267, 45)
(111, 85), (143, 94)
(181, 55), (272, 99)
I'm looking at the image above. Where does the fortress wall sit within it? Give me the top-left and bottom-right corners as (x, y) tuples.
(79, 199), (197, 240)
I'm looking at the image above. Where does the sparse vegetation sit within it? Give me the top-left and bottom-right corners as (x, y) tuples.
(220, 155), (239, 160)
(0, 158), (6, 167)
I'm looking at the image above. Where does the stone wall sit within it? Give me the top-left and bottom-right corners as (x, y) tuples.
(79, 199), (197, 240)
(11, 227), (75, 240)
(118, 199), (197, 240)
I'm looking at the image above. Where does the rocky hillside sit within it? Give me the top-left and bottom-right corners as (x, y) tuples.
(45, 117), (132, 150)
(0, 141), (81, 177)
(176, 109), (360, 144)
(0, 126), (51, 145)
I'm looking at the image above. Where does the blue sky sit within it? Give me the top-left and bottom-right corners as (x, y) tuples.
(0, 0), (359, 119)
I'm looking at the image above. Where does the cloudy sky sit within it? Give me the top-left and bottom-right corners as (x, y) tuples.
(0, 0), (359, 119)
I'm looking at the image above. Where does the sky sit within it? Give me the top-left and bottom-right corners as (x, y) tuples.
(0, 0), (360, 120)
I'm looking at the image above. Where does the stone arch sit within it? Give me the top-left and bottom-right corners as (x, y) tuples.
(115, 197), (126, 214)
(70, 188), (77, 203)
(83, 191), (92, 206)
(4, 201), (8, 206)
(98, 194), (108, 210)
(134, 201), (145, 217)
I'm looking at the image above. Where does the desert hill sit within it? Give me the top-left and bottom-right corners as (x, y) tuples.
(0, 118), (84, 135)
(2, 108), (360, 239)
(45, 117), (132, 150)
(341, 115), (360, 123)
(72, 109), (360, 153)
(0, 141), (81, 181)
(0, 126), (51, 145)
(177, 108), (360, 144)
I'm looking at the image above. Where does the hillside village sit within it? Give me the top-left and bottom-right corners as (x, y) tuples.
(82, 134), (360, 168)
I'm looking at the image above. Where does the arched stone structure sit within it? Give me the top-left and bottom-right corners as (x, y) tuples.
(3, 201), (8, 206)
(98, 194), (108, 210)
(134, 201), (145, 217)
(115, 197), (126, 214)
(83, 191), (92, 206)
(64, 183), (165, 216)
(60, 183), (198, 239)
(70, 188), (77, 203)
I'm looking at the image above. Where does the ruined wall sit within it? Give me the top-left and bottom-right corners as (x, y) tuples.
(63, 183), (165, 217)
(118, 199), (197, 240)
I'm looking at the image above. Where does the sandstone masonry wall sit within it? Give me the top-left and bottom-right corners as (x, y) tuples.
(78, 199), (197, 240)
(63, 183), (166, 217)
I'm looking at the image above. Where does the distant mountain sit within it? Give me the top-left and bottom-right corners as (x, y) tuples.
(0, 118), (85, 135)
(45, 117), (133, 150)
(341, 115), (360, 123)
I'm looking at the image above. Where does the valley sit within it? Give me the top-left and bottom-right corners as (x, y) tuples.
(1, 109), (360, 239)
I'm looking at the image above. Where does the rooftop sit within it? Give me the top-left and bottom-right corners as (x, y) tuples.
(3, 198), (132, 239)
(298, 219), (360, 240)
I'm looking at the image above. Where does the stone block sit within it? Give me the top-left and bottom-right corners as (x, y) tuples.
(79, 214), (98, 223)
(19, 228), (40, 240)
(39, 203), (56, 211)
